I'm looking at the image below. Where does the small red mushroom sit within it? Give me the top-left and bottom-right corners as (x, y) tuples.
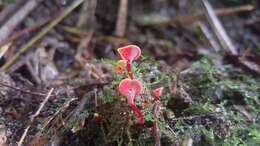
(118, 78), (144, 124)
(117, 45), (141, 79)
(152, 87), (163, 102)
(117, 45), (141, 63)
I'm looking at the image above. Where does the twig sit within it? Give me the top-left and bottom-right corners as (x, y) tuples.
(0, 0), (85, 72)
(134, 4), (254, 27)
(0, 81), (53, 97)
(94, 88), (98, 108)
(17, 88), (54, 146)
(172, 4), (254, 26)
(201, 0), (260, 75)
(215, 4), (254, 16)
(0, 0), (44, 44)
(72, 91), (95, 119)
(0, 0), (26, 25)
(126, 124), (133, 146)
(197, 21), (221, 52)
(0, 17), (51, 48)
(201, 0), (237, 55)
(58, 91), (95, 131)
(115, 0), (128, 37)
(42, 97), (77, 129)
(152, 101), (161, 146)
(0, 43), (11, 59)
(25, 59), (41, 84)
(169, 113), (216, 121)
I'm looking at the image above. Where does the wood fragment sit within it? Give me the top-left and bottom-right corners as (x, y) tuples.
(238, 57), (260, 74)
(56, 91), (94, 131)
(42, 97), (77, 129)
(17, 88), (54, 146)
(25, 59), (42, 84)
(197, 21), (221, 52)
(152, 101), (161, 146)
(201, 0), (260, 75)
(115, 0), (128, 37)
(0, 43), (11, 59)
(174, 4), (254, 25)
(0, 18), (51, 48)
(0, 81), (54, 97)
(169, 114), (216, 121)
(201, 0), (238, 55)
(0, 0), (27, 25)
(0, 0), (44, 44)
(72, 91), (95, 119)
(135, 4), (254, 27)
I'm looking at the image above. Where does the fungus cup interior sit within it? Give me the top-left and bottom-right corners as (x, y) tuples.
(118, 79), (143, 104)
(117, 45), (141, 63)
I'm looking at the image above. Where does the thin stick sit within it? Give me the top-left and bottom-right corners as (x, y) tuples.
(197, 21), (221, 52)
(0, 0), (44, 44)
(17, 88), (54, 146)
(0, 17), (51, 48)
(152, 101), (161, 146)
(0, 81), (53, 97)
(201, 0), (237, 55)
(0, 0), (27, 25)
(1, 0), (84, 72)
(173, 4), (254, 25)
(169, 113), (216, 121)
(42, 97), (77, 129)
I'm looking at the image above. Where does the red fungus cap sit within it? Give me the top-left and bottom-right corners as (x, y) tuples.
(153, 87), (164, 98)
(117, 45), (141, 63)
(118, 78), (143, 104)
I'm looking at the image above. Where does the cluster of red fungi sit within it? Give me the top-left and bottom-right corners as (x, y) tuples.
(116, 45), (163, 124)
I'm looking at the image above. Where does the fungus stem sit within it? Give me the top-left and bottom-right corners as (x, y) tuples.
(130, 103), (144, 124)
(126, 62), (134, 79)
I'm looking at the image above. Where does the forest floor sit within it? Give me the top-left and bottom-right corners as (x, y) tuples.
(0, 0), (259, 146)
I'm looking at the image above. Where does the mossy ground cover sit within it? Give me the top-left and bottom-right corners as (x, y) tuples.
(54, 56), (259, 146)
